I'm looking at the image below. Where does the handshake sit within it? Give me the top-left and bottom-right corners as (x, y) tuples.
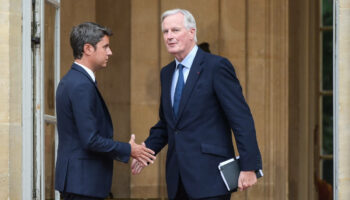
(128, 134), (156, 175)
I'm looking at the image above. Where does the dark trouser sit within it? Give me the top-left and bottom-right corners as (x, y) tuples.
(172, 177), (231, 200)
(61, 192), (104, 200)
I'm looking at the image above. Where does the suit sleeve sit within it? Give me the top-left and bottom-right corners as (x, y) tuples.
(71, 83), (131, 163)
(213, 58), (262, 171)
(144, 72), (168, 154)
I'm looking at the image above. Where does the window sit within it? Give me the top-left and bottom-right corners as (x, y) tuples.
(318, 0), (333, 187)
(33, 0), (61, 199)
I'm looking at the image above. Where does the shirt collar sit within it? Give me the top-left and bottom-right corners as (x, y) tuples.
(74, 62), (96, 82)
(175, 45), (198, 69)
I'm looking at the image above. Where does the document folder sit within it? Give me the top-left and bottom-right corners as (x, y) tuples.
(218, 157), (263, 191)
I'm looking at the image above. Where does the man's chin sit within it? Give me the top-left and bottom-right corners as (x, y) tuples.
(167, 48), (178, 55)
(98, 64), (107, 69)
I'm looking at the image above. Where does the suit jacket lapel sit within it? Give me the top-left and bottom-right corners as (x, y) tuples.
(72, 64), (104, 103)
(71, 64), (113, 130)
(175, 49), (205, 125)
(162, 62), (177, 126)
(72, 63), (95, 84)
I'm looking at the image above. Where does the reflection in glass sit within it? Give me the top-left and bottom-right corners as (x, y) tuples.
(45, 122), (56, 199)
(319, 0), (333, 199)
(322, 159), (333, 186)
(44, 2), (57, 200)
(322, 0), (333, 26)
(44, 3), (56, 116)
(322, 95), (333, 155)
(322, 31), (333, 91)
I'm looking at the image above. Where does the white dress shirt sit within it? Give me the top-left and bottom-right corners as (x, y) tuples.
(171, 45), (198, 106)
(74, 62), (96, 82)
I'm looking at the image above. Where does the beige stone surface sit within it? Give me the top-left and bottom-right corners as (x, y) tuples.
(130, 0), (161, 198)
(288, 0), (319, 200)
(243, 0), (289, 199)
(247, 0), (267, 198)
(9, 124), (22, 199)
(0, 129), (9, 198)
(0, 0), (10, 198)
(0, 0), (9, 12)
(0, 6), (10, 122)
(0, 175), (9, 200)
(96, 0), (132, 197)
(337, 1), (350, 199)
(220, 0), (247, 93)
(60, 0), (96, 75)
(8, 0), (22, 198)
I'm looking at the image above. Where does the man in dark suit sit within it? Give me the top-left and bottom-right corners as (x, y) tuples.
(55, 22), (156, 200)
(131, 9), (262, 200)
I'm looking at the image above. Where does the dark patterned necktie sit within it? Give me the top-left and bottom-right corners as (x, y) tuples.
(173, 64), (185, 118)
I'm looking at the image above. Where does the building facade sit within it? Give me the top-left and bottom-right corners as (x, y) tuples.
(0, 0), (349, 199)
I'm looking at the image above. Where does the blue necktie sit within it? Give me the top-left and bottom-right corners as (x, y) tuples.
(173, 64), (185, 118)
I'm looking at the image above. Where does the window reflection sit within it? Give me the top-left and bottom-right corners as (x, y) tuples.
(322, 31), (333, 91)
(44, 2), (57, 199)
(322, 96), (333, 155)
(319, 0), (333, 192)
(44, 2), (56, 116)
(322, 0), (333, 26)
(45, 122), (56, 199)
(322, 160), (333, 186)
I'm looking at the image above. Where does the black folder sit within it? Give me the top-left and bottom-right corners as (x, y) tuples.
(218, 157), (263, 191)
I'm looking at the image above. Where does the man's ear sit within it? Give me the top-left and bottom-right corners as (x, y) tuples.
(83, 43), (95, 56)
(189, 28), (196, 40)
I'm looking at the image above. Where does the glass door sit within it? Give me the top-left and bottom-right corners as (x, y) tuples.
(33, 0), (60, 199)
(315, 0), (334, 199)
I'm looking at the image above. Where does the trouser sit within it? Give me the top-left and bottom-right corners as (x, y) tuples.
(61, 192), (104, 200)
(172, 177), (231, 200)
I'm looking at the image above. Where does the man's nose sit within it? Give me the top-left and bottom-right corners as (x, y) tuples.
(107, 48), (112, 56)
(166, 31), (174, 40)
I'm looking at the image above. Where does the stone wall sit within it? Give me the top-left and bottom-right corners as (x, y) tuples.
(0, 0), (348, 199)
(0, 0), (22, 199)
(336, 0), (350, 199)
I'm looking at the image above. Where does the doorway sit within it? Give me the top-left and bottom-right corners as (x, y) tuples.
(32, 0), (61, 199)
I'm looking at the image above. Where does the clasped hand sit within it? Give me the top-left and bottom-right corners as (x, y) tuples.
(129, 134), (156, 167)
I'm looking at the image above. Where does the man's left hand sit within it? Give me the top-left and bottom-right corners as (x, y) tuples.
(131, 159), (145, 174)
(238, 171), (257, 191)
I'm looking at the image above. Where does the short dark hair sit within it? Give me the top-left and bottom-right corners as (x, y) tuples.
(70, 22), (112, 59)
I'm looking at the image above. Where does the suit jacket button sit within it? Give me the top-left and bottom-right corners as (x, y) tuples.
(175, 131), (179, 134)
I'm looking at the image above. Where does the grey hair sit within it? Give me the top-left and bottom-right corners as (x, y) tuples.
(161, 9), (197, 42)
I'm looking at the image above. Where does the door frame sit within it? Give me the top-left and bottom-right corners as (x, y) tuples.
(22, 0), (61, 199)
(22, 0), (34, 198)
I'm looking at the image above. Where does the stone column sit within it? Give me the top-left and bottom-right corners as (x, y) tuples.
(335, 0), (350, 199)
(96, 0), (132, 197)
(60, 0), (96, 76)
(130, 0), (162, 198)
(0, 0), (11, 197)
(0, 0), (23, 199)
(289, 0), (318, 199)
(221, 0), (289, 199)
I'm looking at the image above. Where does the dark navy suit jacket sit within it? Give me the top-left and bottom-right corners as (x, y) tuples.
(55, 63), (131, 198)
(145, 48), (262, 199)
